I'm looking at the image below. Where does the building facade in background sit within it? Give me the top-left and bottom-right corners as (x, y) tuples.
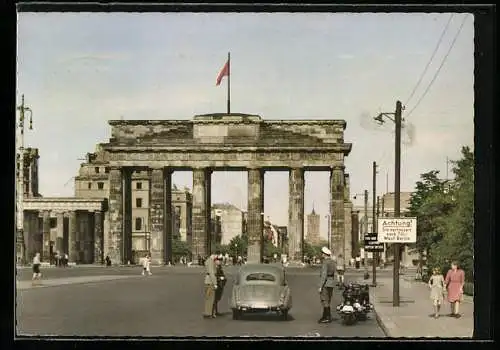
(211, 203), (245, 245)
(74, 150), (193, 262)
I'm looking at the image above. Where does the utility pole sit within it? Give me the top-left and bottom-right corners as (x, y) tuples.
(393, 100), (403, 306)
(373, 100), (404, 307)
(16, 94), (33, 265)
(381, 195), (386, 261)
(372, 161), (378, 287)
(363, 190), (368, 240)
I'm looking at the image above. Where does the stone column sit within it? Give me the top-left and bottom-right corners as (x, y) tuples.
(23, 211), (34, 261)
(42, 210), (51, 262)
(164, 169), (173, 264)
(150, 167), (165, 265)
(351, 211), (360, 258)
(288, 168), (305, 261)
(205, 169), (212, 255)
(55, 212), (64, 255)
(192, 168), (210, 261)
(344, 202), (353, 259)
(330, 165), (345, 257)
(68, 211), (78, 262)
(83, 211), (94, 264)
(123, 168), (132, 264)
(94, 210), (103, 264)
(108, 167), (123, 264)
(247, 168), (264, 264)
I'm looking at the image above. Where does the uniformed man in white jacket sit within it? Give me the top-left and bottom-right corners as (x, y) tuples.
(203, 251), (219, 318)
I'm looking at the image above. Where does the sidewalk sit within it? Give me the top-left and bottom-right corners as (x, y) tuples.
(16, 263), (105, 269)
(16, 275), (139, 290)
(369, 276), (473, 338)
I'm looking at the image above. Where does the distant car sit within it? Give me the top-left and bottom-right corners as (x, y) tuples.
(229, 263), (292, 320)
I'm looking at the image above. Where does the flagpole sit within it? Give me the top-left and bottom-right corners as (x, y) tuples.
(227, 52), (231, 114)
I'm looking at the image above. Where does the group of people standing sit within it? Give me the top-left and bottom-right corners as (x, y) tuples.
(428, 261), (466, 319)
(203, 251), (227, 319)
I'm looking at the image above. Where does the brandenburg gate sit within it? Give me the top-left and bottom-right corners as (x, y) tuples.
(101, 113), (352, 265)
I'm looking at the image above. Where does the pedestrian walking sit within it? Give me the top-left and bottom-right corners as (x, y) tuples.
(318, 246), (336, 323)
(336, 254), (346, 286)
(355, 255), (361, 269)
(213, 255), (226, 316)
(428, 267), (445, 318)
(32, 252), (42, 286)
(203, 251), (219, 319)
(445, 261), (465, 318)
(142, 254), (152, 276)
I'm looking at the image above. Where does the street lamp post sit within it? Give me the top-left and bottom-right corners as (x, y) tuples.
(16, 94), (33, 265)
(373, 100), (404, 307)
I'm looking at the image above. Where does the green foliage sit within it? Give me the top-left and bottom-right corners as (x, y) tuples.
(228, 234), (248, 257)
(409, 146), (474, 281)
(172, 238), (191, 257)
(210, 243), (230, 255)
(303, 241), (323, 258)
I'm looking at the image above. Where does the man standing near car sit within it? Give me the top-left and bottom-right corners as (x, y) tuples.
(318, 247), (336, 323)
(203, 250), (219, 319)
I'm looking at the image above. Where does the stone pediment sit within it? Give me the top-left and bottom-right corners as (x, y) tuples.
(105, 114), (351, 154)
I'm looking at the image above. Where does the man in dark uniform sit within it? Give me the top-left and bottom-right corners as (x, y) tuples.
(213, 254), (227, 316)
(318, 246), (336, 323)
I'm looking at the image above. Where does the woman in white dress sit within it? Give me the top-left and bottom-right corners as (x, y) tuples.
(32, 252), (42, 285)
(428, 267), (445, 318)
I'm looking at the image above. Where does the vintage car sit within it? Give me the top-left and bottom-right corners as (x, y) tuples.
(229, 263), (292, 320)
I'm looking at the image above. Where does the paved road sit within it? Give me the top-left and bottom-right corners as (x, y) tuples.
(16, 266), (385, 337)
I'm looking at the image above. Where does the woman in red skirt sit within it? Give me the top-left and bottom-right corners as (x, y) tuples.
(445, 261), (465, 318)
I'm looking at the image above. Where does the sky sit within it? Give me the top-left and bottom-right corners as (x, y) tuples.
(16, 12), (474, 238)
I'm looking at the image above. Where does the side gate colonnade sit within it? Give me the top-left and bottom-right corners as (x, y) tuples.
(22, 198), (106, 264)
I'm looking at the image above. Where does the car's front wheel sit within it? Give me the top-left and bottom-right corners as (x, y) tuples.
(232, 309), (241, 320)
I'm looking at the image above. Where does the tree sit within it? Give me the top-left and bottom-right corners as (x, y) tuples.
(228, 235), (248, 257)
(172, 238), (191, 259)
(408, 146), (474, 281)
(303, 241), (323, 259)
(408, 170), (452, 262)
(428, 146), (474, 280)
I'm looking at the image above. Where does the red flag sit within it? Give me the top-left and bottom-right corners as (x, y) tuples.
(216, 59), (229, 86)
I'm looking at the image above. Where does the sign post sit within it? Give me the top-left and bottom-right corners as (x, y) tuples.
(377, 218), (417, 244)
(364, 233), (384, 253)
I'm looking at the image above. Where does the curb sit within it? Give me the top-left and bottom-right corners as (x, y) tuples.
(372, 307), (392, 337)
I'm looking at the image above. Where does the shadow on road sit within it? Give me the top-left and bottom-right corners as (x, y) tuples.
(236, 314), (295, 322)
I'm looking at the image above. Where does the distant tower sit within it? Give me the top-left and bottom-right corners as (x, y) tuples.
(306, 202), (321, 245)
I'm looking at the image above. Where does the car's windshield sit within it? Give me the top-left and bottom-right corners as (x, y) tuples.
(245, 272), (276, 282)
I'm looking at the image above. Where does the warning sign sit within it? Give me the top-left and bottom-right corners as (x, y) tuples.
(377, 218), (417, 243)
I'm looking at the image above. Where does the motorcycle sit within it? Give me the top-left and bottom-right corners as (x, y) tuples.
(336, 282), (373, 324)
